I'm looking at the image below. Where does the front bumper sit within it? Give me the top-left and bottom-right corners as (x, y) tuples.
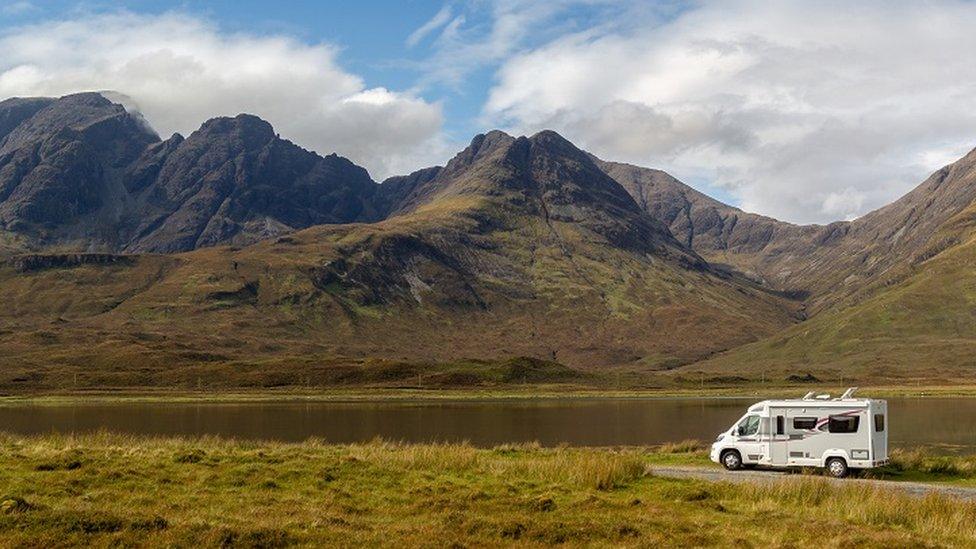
(709, 444), (721, 464)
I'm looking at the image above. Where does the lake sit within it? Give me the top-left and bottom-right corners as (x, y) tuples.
(0, 397), (973, 453)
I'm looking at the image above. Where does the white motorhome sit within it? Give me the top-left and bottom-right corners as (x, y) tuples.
(710, 388), (888, 478)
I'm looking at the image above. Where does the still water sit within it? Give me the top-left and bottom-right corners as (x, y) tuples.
(0, 397), (973, 453)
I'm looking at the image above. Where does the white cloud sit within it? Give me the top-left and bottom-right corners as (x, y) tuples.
(483, 0), (976, 224)
(413, 0), (607, 89)
(406, 5), (452, 48)
(0, 12), (445, 179)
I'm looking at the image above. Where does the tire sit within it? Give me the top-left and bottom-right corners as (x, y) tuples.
(826, 457), (848, 478)
(721, 450), (743, 471)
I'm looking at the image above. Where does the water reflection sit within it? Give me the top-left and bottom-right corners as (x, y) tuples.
(0, 397), (972, 453)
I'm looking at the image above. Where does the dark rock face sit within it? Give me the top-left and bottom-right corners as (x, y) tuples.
(0, 93), (158, 247)
(124, 114), (382, 252)
(377, 166), (441, 218)
(524, 130), (693, 261)
(0, 93), (383, 252)
(0, 97), (56, 143)
(6, 253), (132, 273)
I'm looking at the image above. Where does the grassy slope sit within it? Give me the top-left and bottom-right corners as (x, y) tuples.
(0, 188), (796, 390)
(686, 203), (976, 382)
(2, 435), (976, 547)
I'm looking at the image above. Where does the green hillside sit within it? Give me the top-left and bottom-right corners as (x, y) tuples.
(687, 204), (976, 383)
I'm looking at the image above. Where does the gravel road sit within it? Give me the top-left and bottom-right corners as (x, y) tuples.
(649, 465), (976, 501)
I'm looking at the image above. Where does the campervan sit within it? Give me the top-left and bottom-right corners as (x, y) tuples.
(709, 388), (888, 478)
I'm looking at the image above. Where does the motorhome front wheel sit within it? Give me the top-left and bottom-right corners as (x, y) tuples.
(721, 450), (742, 471)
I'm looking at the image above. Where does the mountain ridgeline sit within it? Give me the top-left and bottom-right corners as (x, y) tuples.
(0, 94), (695, 261)
(0, 93), (393, 253)
(1, 92), (976, 386)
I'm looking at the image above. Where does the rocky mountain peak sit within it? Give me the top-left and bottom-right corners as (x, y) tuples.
(193, 114), (277, 148)
(0, 92), (157, 156)
(437, 130), (516, 177)
(378, 127), (702, 267)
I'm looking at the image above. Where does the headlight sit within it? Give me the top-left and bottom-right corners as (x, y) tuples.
(715, 434), (725, 442)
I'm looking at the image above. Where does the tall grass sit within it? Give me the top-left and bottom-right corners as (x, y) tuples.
(730, 477), (976, 541)
(885, 447), (976, 478)
(343, 439), (647, 490)
(2, 433), (976, 546)
(656, 439), (707, 454)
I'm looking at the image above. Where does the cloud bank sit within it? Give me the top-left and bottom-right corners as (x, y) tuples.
(0, 12), (445, 179)
(483, 0), (976, 224)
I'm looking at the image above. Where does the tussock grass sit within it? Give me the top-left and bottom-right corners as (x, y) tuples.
(877, 448), (976, 481)
(657, 439), (707, 454)
(729, 477), (976, 541)
(0, 433), (974, 546)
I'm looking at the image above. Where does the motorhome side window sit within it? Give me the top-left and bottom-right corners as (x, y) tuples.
(874, 414), (885, 432)
(827, 415), (860, 433)
(737, 415), (760, 436)
(792, 417), (817, 430)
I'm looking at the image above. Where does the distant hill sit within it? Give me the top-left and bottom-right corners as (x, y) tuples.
(682, 150), (976, 381)
(3, 91), (976, 387)
(601, 149), (976, 315)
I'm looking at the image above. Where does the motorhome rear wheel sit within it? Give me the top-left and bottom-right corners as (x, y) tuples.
(826, 457), (849, 478)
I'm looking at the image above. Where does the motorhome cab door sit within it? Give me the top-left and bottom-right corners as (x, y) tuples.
(767, 408), (789, 465)
(733, 414), (765, 464)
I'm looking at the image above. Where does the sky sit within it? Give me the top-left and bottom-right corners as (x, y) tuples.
(2, 0), (976, 224)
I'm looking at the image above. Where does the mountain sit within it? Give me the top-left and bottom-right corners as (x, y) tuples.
(679, 148), (976, 381)
(0, 114), (798, 389)
(0, 93), (157, 248)
(4, 91), (976, 388)
(601, 150), (976, 314)
(389, 130), (702, 265)
(598, 147), (976, 382)
(0, 93), (383, 253)
(122, 114), (383, 252)
(596, 160), (799, 277)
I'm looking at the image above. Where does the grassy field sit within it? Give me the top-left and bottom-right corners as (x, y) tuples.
(2, 435), (976, 547)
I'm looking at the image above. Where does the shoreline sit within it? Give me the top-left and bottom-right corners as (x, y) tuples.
(2, 384), (976, 405)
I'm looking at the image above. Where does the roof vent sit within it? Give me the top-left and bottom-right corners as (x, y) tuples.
(838, 387), (858, 400)
(801, 391), (815, 400)
(815, 394), (831, 400)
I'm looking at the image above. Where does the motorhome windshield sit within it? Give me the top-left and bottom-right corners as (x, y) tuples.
(736, 415), (760, 436)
